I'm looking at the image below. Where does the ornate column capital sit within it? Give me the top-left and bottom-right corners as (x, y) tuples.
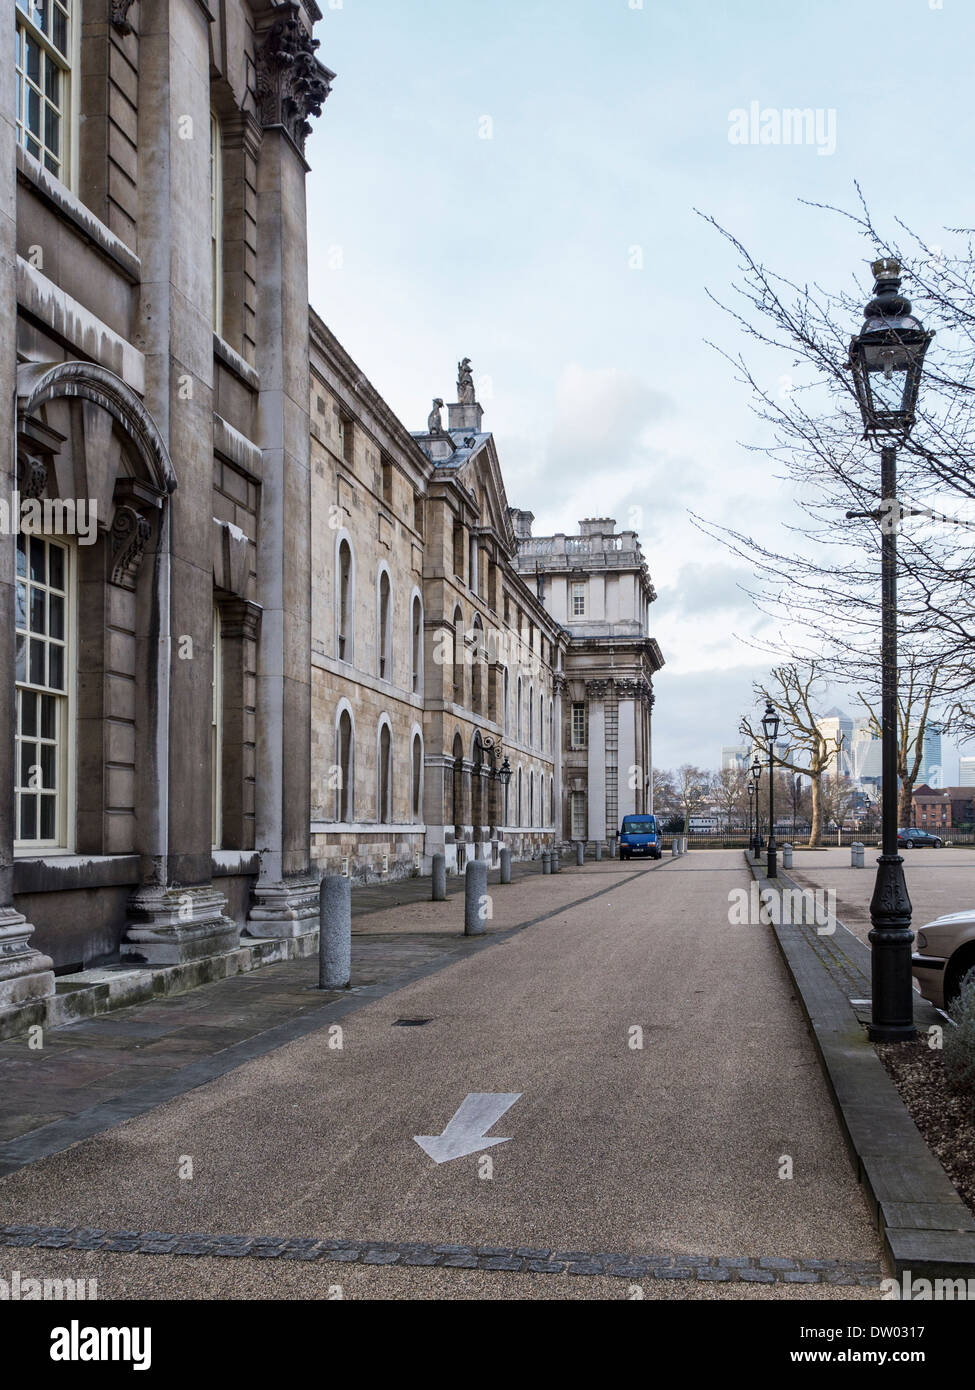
(552, 672), (568, 697)
(586, 679), (610, 699)
(255, 4), (335, 155)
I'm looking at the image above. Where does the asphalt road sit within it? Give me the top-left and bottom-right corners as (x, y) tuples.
(0, 852), (882, 1299)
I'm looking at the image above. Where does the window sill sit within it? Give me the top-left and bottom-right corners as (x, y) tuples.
(16, 145), (141, 284)
(14, 854), (140, 894)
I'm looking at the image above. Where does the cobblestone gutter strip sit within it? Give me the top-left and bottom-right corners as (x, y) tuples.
(0, 1224), (881, 1286)
(746, 852), (975, 1279)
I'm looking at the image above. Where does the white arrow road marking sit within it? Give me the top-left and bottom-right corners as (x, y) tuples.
(414, 1092), (522, 1164)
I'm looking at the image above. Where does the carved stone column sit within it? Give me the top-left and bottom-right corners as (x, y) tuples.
(586, 679), (608, 843)
(247, 5), (333, 937)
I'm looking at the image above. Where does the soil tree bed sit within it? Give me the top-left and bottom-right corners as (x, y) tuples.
(877, 1037), (975, 1216)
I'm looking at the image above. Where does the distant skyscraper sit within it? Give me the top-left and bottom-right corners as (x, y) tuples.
(916, 722), (943, 787)
(959, 756), (975, 788)
(721, 744), (750, 772)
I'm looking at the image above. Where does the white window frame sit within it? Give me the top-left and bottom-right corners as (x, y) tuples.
(571, 581), (587, 618)
(15, 532), (76, 854)
(210, 110), (224, 336)
(15, 0), (79, 189)
(571, 701), (587, 749)
(211, 602), (223, 850)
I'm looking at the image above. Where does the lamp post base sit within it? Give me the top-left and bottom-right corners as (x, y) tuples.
(867, 852), (917, 1043)
(767, 846), (777, 879)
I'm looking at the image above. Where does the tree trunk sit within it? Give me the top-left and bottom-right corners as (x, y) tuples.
(807, 773), (822, 847)
(898, 780), (914, 829)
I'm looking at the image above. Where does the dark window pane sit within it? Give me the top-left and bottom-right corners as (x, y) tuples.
(26, 135), (40, 161)
(16, 581), (27, 631)
(44, 103), (59, 157)
(49, 545), (64, 590)
(16, 535), (26, 577)
(40, 795), (55, 840)
(20, 690), (37, 737)
(49, 593), (63, 639)
(20, 741), (37, 788)
(29, 536), (45, 583)
(25, 35), (40, 85)
(30, 586), (46, 634)
(15, 634), (26, 684)
(20, 795), (37, 841)
(45, 60), (59, 102)
(41, 743), (56, 790)
(44, 151), (58, 175)
(48, 644), (63, 691)
(52, 7), (67, 55)
(29, 637), (45, 685)
(41, 695), (56, 739)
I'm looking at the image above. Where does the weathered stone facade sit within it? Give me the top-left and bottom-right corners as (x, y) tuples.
(308, 335), (565, 881)
(3, 0), (330, 1032)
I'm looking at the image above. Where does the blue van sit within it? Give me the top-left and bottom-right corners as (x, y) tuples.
(619, 814), (662, 860)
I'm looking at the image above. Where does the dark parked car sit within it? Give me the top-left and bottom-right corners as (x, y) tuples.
(897, 828), (943, 848)
(619, 814), (662, 860)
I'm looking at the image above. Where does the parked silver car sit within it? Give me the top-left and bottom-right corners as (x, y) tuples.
(912, 910), (975, 1010)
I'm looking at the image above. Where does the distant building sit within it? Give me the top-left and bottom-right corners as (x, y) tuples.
(850, 718), (882, 790)
(911, 785), (975, 832)
(816, 709), (854, 778)
(911, 721), (943, 787)
(960, 757), (975, 788)
(721, 745), (750, 772)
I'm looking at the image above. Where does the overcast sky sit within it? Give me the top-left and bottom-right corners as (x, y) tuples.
(304, 0), (975, 777)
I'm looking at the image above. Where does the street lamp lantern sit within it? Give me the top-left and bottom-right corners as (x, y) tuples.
(846, 257), (931, 1043)
(750, 758), (762, 855)
(763, 700), (780, 879)
(848, 259), (933, 439)
(747, 778), (755, 858)
(497, 756), (512, 788)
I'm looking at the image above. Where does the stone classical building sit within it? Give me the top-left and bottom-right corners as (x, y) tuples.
(307, 343), (565, 880)
(2, 0), (331, 1034)
(511, 517), (663, 845)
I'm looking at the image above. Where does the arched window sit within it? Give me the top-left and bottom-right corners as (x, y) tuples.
(452, 606), (464, 704)
(517, 767), (523, 826)
(337, 539), (353, 662)
(411, 594), (422, 694)
(549, 775), (555, 826)
(378, 721), (392, 822)
(378, 570), (391, 680)
(452, 732), (464, 826)
(529, 769), (535, 827)
(472, 732), (484, 827)
(336, 708), (354, 821)
(502, 667), (509, 733)
(549, 700), (554, 753)
(411, 731), (423, 821)
(471, 615), (483, 714)
(528, 687), (534, 749)
(517, 676), (523, 741)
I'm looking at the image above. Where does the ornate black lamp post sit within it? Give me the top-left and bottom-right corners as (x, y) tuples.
(847, 257), (933, 1043)
(750, 756), (762, 856)
(762, 701), (781, 878)
(747, 778), (755, 855)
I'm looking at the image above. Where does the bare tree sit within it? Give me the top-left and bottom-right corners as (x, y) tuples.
(713, 765), (748, 830)
(742, 662), (843, 847)
(855, 656), (953, 826)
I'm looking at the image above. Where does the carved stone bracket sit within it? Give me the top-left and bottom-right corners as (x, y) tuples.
(216, 596), (263, 643)
(586, 679), (610, 699)
(110, 506), (153, 590)
(552, 673), (568, 697)
(111, 0), (137, 35)
(255, 5), (334, 154)
(16, 455), (47, 501)
(615, 678), (641, 700)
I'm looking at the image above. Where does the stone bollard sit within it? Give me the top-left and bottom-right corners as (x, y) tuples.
(431, 853), (447, 901)
(552, 851), (560, 873)
(671, 839), (678, 858)
(782, 843), (793, 870)
(499, 847), (512, 884)
(542, 851), (551, 875)
(319, 875), (351, 990)
(576, 841), (584, 866)
(851, 841), (865, 869)
(464, 860), (488, 935)
(594, 842), (602, 861)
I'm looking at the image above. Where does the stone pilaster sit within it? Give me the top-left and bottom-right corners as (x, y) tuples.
(246, 7), (332, 937)
(0, 20), (54, 1028)
(586, 680), (608, 842)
